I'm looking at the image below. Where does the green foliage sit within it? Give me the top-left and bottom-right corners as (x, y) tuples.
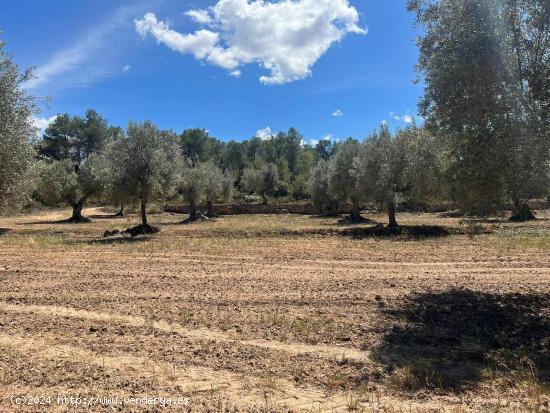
(355, 125), (410, 207)
(408, 0), (550, 216)
(328, 138), (363, 208)
(354, 124), (444, 225)
(103, 136), (137, 209)
(0, 40), (37, 213)
(36, 160), (79, 207)
(114, 121), (181, 209)
(36, 154), (106, 209)
(314, 139), (335, 161)
(40, 109), (115, 166)
(180, 128), (224, 164)
(178, 161), (208, 215)
(308, 159), (338, 215)
(242, 163), (280, 204)
(204, 163), (233, 205)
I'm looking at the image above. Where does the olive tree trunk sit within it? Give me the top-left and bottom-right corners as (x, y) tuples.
(123, 200), (160, 237)
(349, 198), (363, 223)
(387, 198), (398, 229)
(189, 201), (200, 221)
(140, 201), (148, 226)
(206, 200), (216, 218)
(115, 203), (124, 217)
(68, 195), (89, 223)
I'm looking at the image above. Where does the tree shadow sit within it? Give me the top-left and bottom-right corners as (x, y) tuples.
(337, 216), (378, 226)
(341, 224), (450, 239)
(0, 228), (12, 236)
(373, 289), (550, 391)
(87, 214), (125, 220)
(22, 218), (91, 225)
(86, 237), (152, 245)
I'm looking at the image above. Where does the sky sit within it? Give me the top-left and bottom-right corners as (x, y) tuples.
(2, 0), (423, 144)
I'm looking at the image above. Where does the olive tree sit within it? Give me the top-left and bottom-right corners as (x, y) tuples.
(328, 139), (366, 223)
(308, 159), (339, 216)
(355, 124), (443, 229)
(103, 137), (136, 217)
(355, 125), (411, 229)
(203, 165), (233, 217)
(0, 40), (36, 214)
(112, 121), (181, 232)
(242, 163), (279, 204)
(176, 161), (233, 221)
(36, 154), (106, 222)
(177, 161), (208, 222)
(408, 0), (550, 219)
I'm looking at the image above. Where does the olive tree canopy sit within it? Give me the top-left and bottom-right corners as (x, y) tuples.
(328, 138), (366, 222)
(308, 159), (339, 216)
(354, 124), (443, 228)
(242, 163), (280, 205)
(112, 121), (181, 231)
(0, 40), (37, 213)
(36, 154), (107, 222)
(408, 0), (550, 219)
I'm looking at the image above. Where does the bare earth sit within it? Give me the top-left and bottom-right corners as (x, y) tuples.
(0, 208), (548, 412)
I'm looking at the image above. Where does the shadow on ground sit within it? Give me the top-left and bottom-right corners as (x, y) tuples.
(88, 214), (125, 220)
(22, 218), (91, 225)
(0, 228), (12, 236)
(373, 289), (550, 391)
(86, 237), (152, 245)
(341, 225), (450, 239)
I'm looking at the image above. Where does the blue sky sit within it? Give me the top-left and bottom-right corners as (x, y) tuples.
(2, 0), (422, 144)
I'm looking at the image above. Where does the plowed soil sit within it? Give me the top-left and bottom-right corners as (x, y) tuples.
(0, 208), (548, 412)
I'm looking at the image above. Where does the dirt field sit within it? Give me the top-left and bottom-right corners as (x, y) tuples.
(0, 208), (548, 412)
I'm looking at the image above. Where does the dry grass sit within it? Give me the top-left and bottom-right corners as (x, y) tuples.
(0, 207), (548, 412)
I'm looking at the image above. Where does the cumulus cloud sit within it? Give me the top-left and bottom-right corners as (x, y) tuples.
(32, 115), (58, 137)
(332, 109), (344, 117)
(136, 0), (365, 85)
(136, 13), (220, 60)
(255, 126), (274, 140)
(403, 114), (413, 124)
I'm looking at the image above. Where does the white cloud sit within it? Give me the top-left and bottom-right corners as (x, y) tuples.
(322, 134), (333, 141)
(381, 120), (388, 126)
(389, 111), (416, 124)
(122, 65), (131, 73)
(136, 13), (220, 59)
(136, 0), (365, 85)
(332, 109), (344, 117)
(230, 69), (241, 78)
(32, 115), (58, 137)
(255, 126), (274, 140)
(185, 9), (213, 24)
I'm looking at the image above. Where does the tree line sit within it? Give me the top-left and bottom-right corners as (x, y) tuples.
(1, 0), (548, 232)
